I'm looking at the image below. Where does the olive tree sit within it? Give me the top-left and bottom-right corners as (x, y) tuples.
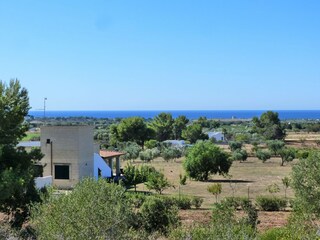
(255, 150), (272, 163)
(183, 141), (232, 181)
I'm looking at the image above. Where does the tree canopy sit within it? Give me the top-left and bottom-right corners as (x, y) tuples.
(182, 123), (208, 144)
(109, 117), (152, 146)
(0, 80), (29, 145)
(150, 113), (174, 141)
(172, 115), (189, 140)
(0, 79), (43, 227)
(183, 141), (232, 181)
(252, 111), (285, 140)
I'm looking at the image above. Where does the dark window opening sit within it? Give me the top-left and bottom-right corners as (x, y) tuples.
(46, 139), (51, 144)
(55, 165), (70, 179)
(98, 168), (102, 177)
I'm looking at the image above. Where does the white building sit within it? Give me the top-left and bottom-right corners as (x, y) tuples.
(39, 126), (122, 189)
(163, 140), (186, 148)
(207, 132), (225, 142)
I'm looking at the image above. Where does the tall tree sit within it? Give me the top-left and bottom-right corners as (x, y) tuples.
(0, 79), (43, 227)
(172, 115), (189, 139)
(182, 123), (208, 144)
(150, 113), (174, 141)
(109, 117), (151, 146)
(252, 111), (285, 140)
(0, 80), (29, 145)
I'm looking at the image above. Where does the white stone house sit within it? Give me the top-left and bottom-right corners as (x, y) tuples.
(207, 132), (225, 142)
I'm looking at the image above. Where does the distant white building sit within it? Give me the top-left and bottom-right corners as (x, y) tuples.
(207, 132), (225, 142)
(163, 140), (186, 147)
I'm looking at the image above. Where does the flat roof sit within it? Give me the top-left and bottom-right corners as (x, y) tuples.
(17, 141), (41, 147)
(99, 150), (125, 158)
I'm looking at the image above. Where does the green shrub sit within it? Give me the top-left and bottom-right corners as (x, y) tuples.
(175, 196), (192, 210)
(139, 196), (180, 234)
(256, 196), (287, 211)
(157, 195), (192, 210)
(259, 227), (287, 240)
(126, 192), (147, 208)
(223, 196), (251, 209)
(144, 139), (158, 149)
(191, 196), (203, 209)
(31, 178), (133, 240)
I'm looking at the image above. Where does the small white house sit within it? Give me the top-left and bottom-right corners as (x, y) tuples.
(207, 132), (225, 142)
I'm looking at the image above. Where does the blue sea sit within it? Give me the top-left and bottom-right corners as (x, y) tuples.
(28, 110), (320, 120)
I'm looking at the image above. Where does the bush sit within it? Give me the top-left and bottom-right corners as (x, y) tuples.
(139, 148), (159, 162)
(126, 192), (147, 208)
(223, 196), (251, 210)
(259, 227), (287, 240)
(139, 196), (180, 234)
(31, 178), (133, 240)
(256, 196), (287, 211)
(157, 195), (193, 210)
(191, 196), (203, 209)
(161, 147), (183, 161)
(144, 139), (158, 149)
(174, 196), (192, 210)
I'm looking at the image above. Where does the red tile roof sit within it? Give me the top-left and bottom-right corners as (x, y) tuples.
(99, 150), (125, 158)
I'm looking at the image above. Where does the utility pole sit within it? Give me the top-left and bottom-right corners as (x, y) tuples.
(44, 97), (47, 118)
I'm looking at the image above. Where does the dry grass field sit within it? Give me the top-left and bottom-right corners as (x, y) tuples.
(131, 156), (295, 208)
(127, 155), (296, 231)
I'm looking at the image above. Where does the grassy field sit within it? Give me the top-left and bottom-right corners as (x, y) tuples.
(22, 132), (40, 141)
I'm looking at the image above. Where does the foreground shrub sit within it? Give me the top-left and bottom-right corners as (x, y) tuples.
(31, 178), (133, 240)
(126, 192), (147, 208)
(223, 196), (251, 210)
(259, 227), (287, 240)
(174, 196), (192, 210)
(138, 196), (180, 234)
(191, 196), (203, 209)
(256, 196), (287, 211)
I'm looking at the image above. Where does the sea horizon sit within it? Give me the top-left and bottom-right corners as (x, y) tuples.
(28, 110), (320, 120)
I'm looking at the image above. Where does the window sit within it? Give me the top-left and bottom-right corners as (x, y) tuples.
(46, 139), (51, 144)
(55, 165), (70, 179)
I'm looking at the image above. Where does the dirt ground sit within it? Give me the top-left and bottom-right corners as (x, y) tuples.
(179, 209), (290, 232)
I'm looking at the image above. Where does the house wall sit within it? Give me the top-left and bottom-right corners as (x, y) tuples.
(40, 126), (94, 189)
(93, 153), (111, 179)
(208, 132), (225, 142)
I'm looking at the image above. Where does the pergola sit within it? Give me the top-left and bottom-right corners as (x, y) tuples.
(99, 150), (125, 177)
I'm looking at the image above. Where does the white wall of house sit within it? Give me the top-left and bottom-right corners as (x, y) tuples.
(207, 132), (225, 142)
(35, 176), (52, 189)
(93, 153), (112, 179)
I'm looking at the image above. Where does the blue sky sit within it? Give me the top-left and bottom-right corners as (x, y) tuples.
(0, 1), (319, 110)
